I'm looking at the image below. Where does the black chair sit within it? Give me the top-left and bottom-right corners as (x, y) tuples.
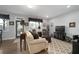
(72, 35), (79, 54)
(42, 29), (51, 43)
(0, 30), (2, 44)
(54, 26), (66, 40)
(38, 32), (42, 37)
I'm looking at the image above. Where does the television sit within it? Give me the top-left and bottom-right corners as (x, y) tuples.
(55, 26), (65, 32)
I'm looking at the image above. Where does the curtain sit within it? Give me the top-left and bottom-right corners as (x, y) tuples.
(28, 18), (43, 22)
(0, 14), (10, 19)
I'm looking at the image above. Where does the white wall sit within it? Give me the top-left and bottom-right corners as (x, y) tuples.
(0, 12), (47, 40)
(49, 11), (79, 38)
(2, 14), (16, 40)
(2, 14), (29, 40)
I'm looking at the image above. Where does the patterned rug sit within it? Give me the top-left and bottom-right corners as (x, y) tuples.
(48, 38), (72, 54)
(0, 38), (72, 54)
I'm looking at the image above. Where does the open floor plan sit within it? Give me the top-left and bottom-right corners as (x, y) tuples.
(0, 5), (79, 54)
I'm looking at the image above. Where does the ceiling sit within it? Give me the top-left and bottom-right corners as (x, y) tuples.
(0, 5), (79, 20)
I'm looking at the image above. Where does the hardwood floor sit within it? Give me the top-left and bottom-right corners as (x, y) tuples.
(0, 39), (17, 54)
(0, 38), (72, 54)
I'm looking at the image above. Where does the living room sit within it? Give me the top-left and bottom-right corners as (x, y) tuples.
(0, 5), (79, 54)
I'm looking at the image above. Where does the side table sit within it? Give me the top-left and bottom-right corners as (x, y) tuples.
(20, 32), (26, 51)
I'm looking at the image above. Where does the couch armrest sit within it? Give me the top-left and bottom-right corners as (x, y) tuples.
(29, 38), (48, 45)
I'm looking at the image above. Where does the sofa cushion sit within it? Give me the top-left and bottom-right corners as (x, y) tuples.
(31, 32), (39, 39)
(26, 31), (34, 41)
(29, 38), (48, 45)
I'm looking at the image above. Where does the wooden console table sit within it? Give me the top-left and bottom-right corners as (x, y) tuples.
(20, 32), (27, 51)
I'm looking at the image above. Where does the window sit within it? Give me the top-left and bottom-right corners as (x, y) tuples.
(0, 18), (8, 30)
(0, 19), (3, 26)
(29, 21), (42, 31)
(0, 19), (3, 29)
(0, 14), (10, 30)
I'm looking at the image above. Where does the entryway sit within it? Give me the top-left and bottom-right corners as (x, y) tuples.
(16, 20), (22, 38)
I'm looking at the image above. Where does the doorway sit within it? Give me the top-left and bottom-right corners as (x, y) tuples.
(16, 20), (22, 38)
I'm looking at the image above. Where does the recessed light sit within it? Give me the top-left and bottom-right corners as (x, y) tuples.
(67, 5), (71, 8)
(46, 16), (48, 18)
(27, 5), (34, 8)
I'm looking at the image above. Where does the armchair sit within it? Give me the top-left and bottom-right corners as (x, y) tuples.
(26, 31), (48, 54)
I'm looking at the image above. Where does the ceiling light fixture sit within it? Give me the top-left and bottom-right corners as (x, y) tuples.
(46, 16), (48, 18)
(67, 5), (71, 8)
(27, 5), (34, 8)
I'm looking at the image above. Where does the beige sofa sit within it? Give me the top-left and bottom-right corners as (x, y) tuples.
(26, 31), (48, 54)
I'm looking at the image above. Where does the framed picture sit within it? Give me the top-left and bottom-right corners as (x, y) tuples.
(9, 21), (14, 25)
(69, 22), (76, 27)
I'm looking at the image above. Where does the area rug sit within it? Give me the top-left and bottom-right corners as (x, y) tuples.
(48, 38), (72, 54)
